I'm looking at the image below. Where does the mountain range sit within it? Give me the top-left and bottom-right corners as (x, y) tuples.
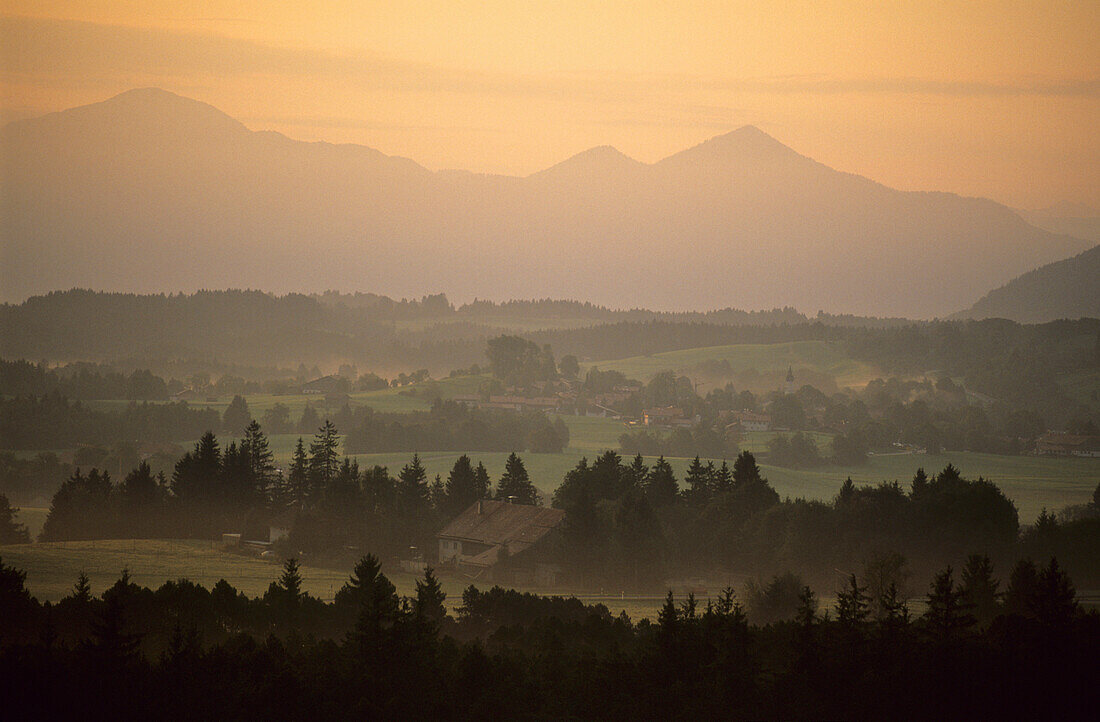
(957, 244), (1100, 322)
(1, 88), (1092, 317)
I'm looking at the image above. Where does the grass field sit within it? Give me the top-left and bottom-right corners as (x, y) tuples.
(0, 539), (674, 619)
(580, 340), (879, 388)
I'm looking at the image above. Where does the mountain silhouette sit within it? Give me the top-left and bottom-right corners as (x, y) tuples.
(1, 89), (1089, 316)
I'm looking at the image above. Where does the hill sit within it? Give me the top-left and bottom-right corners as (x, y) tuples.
(2, 89), (1090, 318)
(957, 245), (1100, 322)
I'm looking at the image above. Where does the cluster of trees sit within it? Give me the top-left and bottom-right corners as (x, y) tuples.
(35, 413), (546, 562)
(0, 452), (73, 504)
(0, 359), (168, 400)
(343, 400), (570, 455)
(0, 394), (220, 451)
(1, 552), (1095, 718)
(546, 450), (1100, 590)
(0, 494), (30, 543)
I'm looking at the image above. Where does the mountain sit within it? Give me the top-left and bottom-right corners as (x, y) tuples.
(1016, 203), (1100, 244)
(956, 244), (1100, 322)
(1, 88), (1090, 317)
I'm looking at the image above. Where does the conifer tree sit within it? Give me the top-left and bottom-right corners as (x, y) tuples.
(284, 438), (310, 509)
(473, 461), (491, 500)
(712, 460), (734, 494)
(960, 554), (1000, 626)
(495, 452), (540, 505)
(242, 419), (276, 498)
(0, 493), (30, 544)
(308, 419), (340, 494)
(835, 573), (871, 632)
(646, 456), (679, 506)
(443, 455), (480, 518)
(414, 566), (447, 627)
(923, 566), (975, 640)
(396, 454), (430, 518)
(683, 456), (712, 505)
(731, 450), (764, 488)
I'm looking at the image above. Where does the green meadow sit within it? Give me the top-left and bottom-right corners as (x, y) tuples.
(580, 340), (879, 387)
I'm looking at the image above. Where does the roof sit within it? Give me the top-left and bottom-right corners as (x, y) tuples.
(437, 500), (565, 557)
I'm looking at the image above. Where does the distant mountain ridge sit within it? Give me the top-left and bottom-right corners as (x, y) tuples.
(956, 244), (1100, 322)
(1, 88), (1090, 317)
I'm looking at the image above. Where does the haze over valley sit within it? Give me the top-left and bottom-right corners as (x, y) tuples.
(3, 88), (1092, 317)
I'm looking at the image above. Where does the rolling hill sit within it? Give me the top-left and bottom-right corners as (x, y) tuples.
(957, 244), (1100, 322)
(1, 88), (1089, 317)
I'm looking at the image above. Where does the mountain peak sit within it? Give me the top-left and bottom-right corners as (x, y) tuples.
(529, 144), (643, 179)
(4, 87), (250, 139)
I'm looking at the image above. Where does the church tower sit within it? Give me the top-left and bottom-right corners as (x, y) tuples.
(784, 365), (795, 394)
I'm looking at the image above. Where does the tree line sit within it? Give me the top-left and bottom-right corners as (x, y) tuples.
(0, 551), (1095, 718)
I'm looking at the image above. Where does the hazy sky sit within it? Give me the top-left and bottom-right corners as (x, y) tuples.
(3, 1), (1098, 209)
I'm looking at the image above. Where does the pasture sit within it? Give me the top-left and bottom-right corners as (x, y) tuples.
(580, 340), (879, 388)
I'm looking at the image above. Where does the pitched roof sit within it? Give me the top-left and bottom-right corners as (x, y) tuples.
(437, 500), (564, 555)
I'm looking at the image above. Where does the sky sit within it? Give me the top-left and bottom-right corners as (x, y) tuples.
(2, 1), (1098, 210)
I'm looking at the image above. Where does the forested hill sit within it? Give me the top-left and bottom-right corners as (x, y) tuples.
(956, 244), (1100, 323)
(0, 289), (898, 370)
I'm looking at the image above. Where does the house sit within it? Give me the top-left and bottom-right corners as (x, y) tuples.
(1036, 432), (1100, 457)
(642, 406), (684, 426)
(269, 508), (298, 543)
(729, 411), (771, 432)
(437, 499), (565, 586)
(301, 375), (345, 395)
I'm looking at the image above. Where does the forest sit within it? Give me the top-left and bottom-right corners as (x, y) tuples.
(1, 550), (1095, 719)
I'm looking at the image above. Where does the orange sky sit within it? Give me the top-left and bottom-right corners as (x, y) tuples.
(3, 1), (1098, 209)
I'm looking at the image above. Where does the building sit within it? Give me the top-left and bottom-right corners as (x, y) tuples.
(1035, 432), (1100, 457)
(784, 366), (795, 394)
(729, 411), (771, 432)
(301, 375), (346, 395)
(437, 499), (565, 586)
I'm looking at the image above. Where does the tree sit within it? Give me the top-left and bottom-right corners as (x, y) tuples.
(171, 431), (221, 504)
(1005, 559), (1039, 616)
(1031, 557), (1078, 627)
(923, 566), (975, 640)
(223, 395), (251, 436)
(559, 354), (580, 378)
(396, 454), (430, 518)
(473, 462), (492, 500)
(495, 452), (540, 506)
(242, 420), (277, 499)
(284, 438), (310, 508)
(308, 420), (341, 494)
(682, 456), (712, 505)
(414, 566), (447, 627)
(960, 554), (1000, 626)
(0, 493), (30, 544)
(646, 456), (679, 506)
(732, 450), (764, 488)
(444, 455), (481, 519)
(835, 573), (870, 633)
(624, 454), (650, 492)
(712, 460), (734, 494)
(72, 570), (92, 603)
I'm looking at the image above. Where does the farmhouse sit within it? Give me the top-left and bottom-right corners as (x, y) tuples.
(643, 406), (687, 427)
(301, 375), (345, 394)
(1035, 432), (1100, 457)
(437, 499), (565, 586)
(729, 411), (771, 432)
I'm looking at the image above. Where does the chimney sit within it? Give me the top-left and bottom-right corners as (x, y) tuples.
(477, 500), (483, 514)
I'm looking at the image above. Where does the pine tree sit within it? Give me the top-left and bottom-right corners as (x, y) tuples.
(308, 419), (341, 494)
(625, 454), (650, 491)
(414, 566), (447, 626)
(171, 431), (221, 504)
(732, 450), (764, 488)
(835, 573), (871, 632)
(683, 456), (712, 505)
(223, 395), (251, 437)
(396, 454), (430, 518)
(0, 493), (30, 544)
(960, 554), (1000, 626)
(444, 455), (480, 518)
(911, 467), (929, 496)
(473, 461), (491, 500)
(284, 438), (310, 508)
(836, 477), (856, 506)
(712, 460), (734, 495)
(72, 570), (92, 603)
(278, 557), (303, 601)
(1032, 557), (1078, 627)
(430, 474), (446, 510)
(242, 419), (276, 499)
(1005, 559), (1039, 616)
(923, 566), (975, 640)
(646, 456), (679, 506)
(495, 452), (540, 505)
